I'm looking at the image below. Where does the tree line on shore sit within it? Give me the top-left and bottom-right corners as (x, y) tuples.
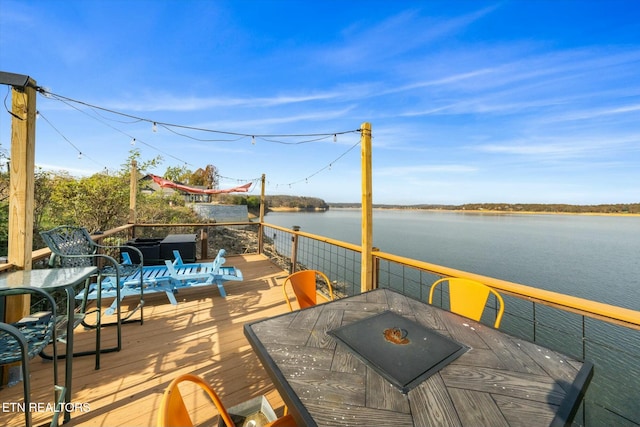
(223, 196), (640, 215)
(328, 202), (640, 214)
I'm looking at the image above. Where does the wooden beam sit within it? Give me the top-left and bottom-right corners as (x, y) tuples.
(360, 122), (373, 292)
(7, 81), (37, 270)
(3, 78), (37, 384)
(129, 159), (137, 224)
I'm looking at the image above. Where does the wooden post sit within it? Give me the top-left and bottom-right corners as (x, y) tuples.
(4, 78), (37, 384)
(360, 122), (373, 292)
(258, 173), (265, 254)
(129, 159), (137, 224)
(200, 228), (208, 260)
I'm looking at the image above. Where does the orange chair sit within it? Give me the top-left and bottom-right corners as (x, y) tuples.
(282, 270), (334, 311)
(157, 373), (296, 427)
(429, 277), (505, 328)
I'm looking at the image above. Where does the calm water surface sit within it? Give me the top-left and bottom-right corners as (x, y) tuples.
(265, 209), (640, 310)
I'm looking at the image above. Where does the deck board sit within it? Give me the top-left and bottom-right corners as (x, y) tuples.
(0, 254), (292, 427)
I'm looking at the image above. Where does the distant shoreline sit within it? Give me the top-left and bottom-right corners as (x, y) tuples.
(261, 196), (639, 216)
(268, 206), (329, 212)
(323, 206), (640, 217)
(388, 208), (640, 217)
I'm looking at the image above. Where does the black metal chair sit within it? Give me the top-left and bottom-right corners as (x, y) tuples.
(39, 226), (144, 369)
(0, 289), (64, 427)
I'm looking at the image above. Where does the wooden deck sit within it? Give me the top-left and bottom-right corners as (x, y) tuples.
(1, 254), (293, 427)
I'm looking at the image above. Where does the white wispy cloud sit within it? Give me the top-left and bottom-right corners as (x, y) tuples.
(315, 5), (499, 69)
(473, 134), (640, 159)
(376, 164), (478, 177)
(542, 104), (640, 123)
(110, 91), (343, 112)
(196, 106), (357, 130)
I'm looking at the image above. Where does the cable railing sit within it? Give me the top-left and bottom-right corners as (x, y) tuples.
(261, 222), (640, 427)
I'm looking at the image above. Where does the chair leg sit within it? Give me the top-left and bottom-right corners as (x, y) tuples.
(41, 272), (145, 371)
(20, 350), (32, 427)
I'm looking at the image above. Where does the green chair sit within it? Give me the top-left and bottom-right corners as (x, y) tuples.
(40, 225), (144, 369)
(0, 289), (63, 427)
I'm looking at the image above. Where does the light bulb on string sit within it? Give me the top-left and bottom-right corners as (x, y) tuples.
(131, 138), (136, 146)
(251, 136), (255, 145)
(152, 122), (157, 132)
(333, 134), (337, 142)
(77, 152), (83, 159)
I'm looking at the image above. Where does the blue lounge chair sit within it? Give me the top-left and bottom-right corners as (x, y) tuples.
(84, 249), (242, 315)
(164, 249), (243, 298)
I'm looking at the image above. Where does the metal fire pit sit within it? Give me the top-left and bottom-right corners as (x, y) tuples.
(329, 310), (468, 393)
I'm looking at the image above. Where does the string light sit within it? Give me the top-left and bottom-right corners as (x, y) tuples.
(37, 89), (360, 143)
(48, 96), (193, 165)
(36, 110), (104, 168)
(33, 87), (366, 184)
(275, 140), (361, 187)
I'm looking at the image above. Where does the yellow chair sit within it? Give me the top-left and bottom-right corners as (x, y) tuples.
(429, 278), (505, 328)
(157, 373), (297, 427)
(282, 270), (334, 311)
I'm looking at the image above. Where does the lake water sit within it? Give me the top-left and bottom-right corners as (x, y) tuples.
(264, 209), (640, 311)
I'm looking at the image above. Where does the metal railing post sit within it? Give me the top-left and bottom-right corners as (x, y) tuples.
(372, 248), (380, 290)
(290, 225), (300, 274)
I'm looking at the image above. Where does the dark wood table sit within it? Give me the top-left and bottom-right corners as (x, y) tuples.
(245, 288), (592, 427)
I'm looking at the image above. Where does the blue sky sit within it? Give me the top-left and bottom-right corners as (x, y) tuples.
(1, 0), (639, 205)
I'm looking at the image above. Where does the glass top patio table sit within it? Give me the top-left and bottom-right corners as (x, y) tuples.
(0, 267), (98, 424)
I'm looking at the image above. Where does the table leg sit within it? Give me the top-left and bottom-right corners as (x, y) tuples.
(63, 287), (75, 423)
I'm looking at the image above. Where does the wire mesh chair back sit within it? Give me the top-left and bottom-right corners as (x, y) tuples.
(40, 225), (99, 268)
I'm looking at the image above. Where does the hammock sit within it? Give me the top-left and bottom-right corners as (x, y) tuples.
(150, 174), (251, 194)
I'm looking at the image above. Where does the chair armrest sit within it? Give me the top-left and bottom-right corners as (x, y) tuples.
(0, 287), (58, 362)
(92, 243), (144, 267)
(0, 322), (29, 365)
